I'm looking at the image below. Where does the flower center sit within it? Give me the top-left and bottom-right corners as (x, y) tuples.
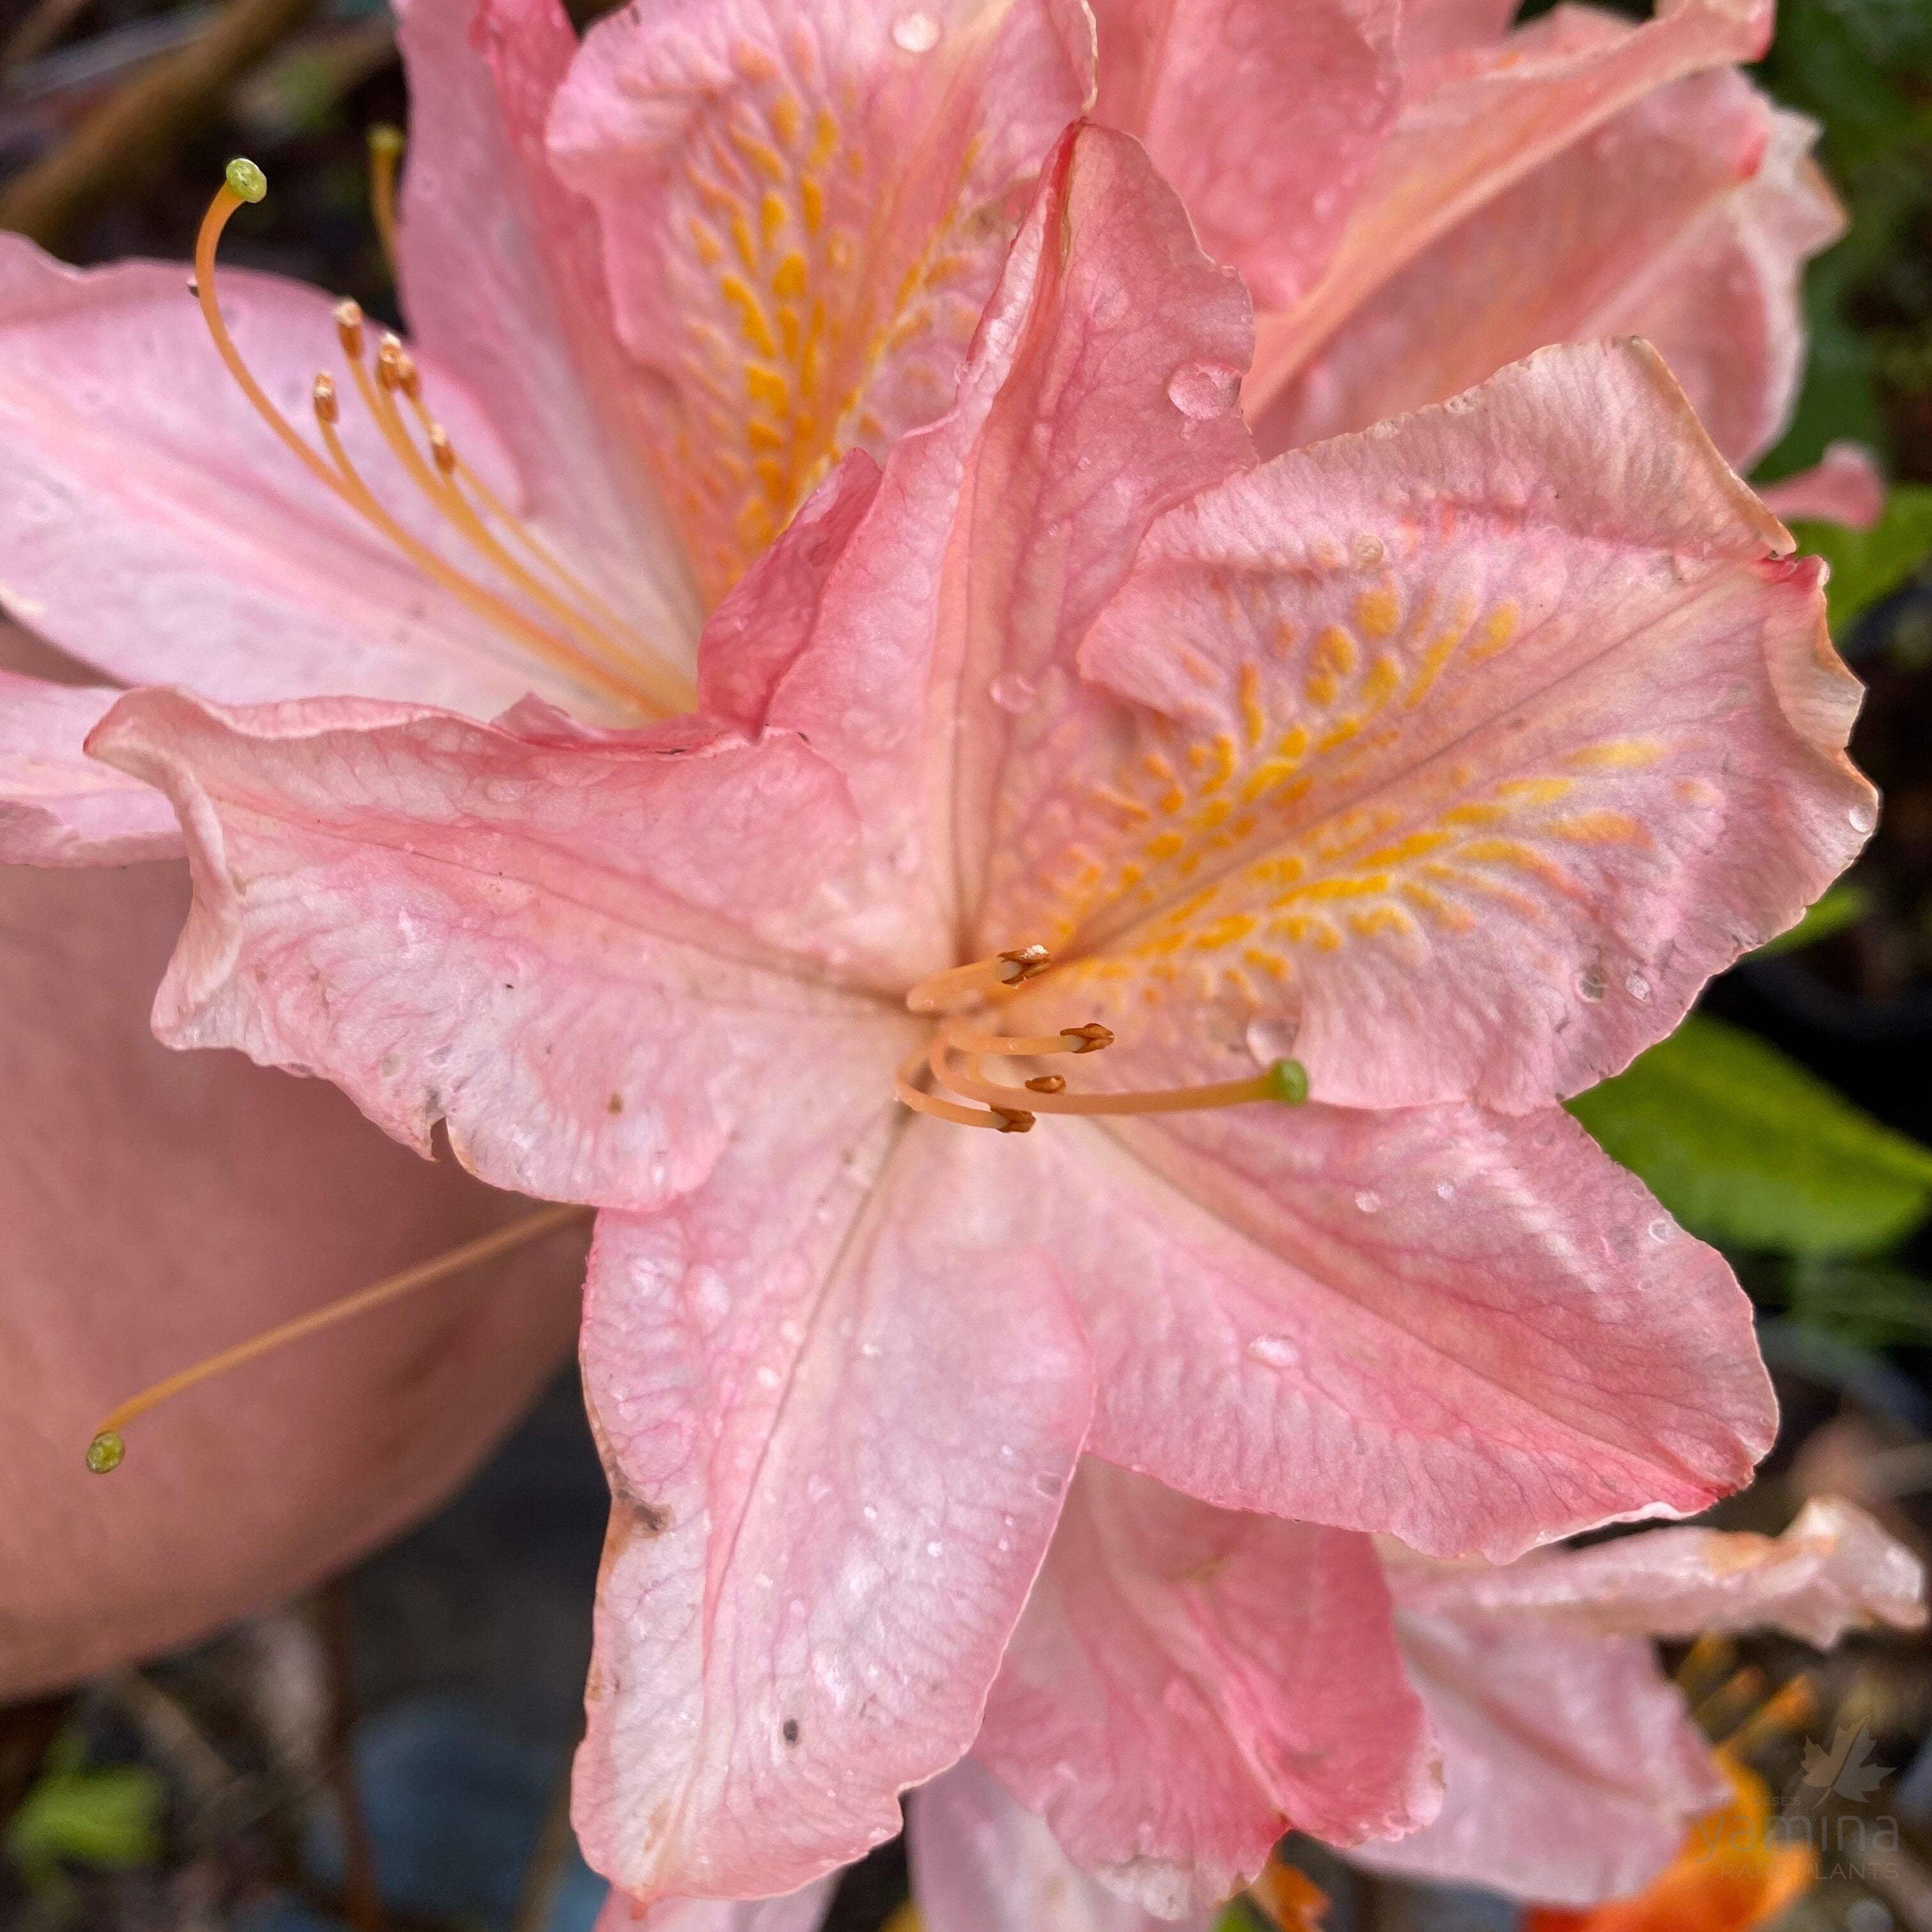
(195, 159), (694, 721)
(895, 945), (1309, 1133)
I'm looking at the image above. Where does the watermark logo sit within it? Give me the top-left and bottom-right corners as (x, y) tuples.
(1800, 1724), (1893, 1807)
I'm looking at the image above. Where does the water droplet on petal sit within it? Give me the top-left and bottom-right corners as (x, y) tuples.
(989, 672), (1036, 715)
(862, 1504), (878, 1521)
(1032, 1469), (1064, 1498)
(1850, 801), (1878, 833)
(1167, 362), (1241, 419)
(926, 1539), (943, 1557)
(1246, 1016), (1300, 1066)
(1435, 1180), (1456, 1201)
(1354, 1189), (1382, 1214)
(1648, 1218), (1674, 1242)
(1246, 1333), (1301, 1370)
(1624, 971), (1650, 1001)
(892, 9), (939, 49)
(1354, 534), (1385, 568)
(1577, 966), (1607, 1001)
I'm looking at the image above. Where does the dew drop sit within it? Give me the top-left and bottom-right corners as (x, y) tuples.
(891, 9), (939, 49)
(1624, 971), (1650, 1001)
(755, 1365), (782, 1389)
(862, 1504), (878, 1521)
(1246, 1016), (1300, 1066)
(1849, 801), (1877, 833)
(926, 1539), (943, 1557)
(1435, 1180), (1456, 1202)
(997, 1538), (1010, 1552)
(1245, 1333), (1301, 1370)
(1354, 534), (1385, 568)
(1167, 362), (1242, 419)
(1648, 1218), (1674, 1243)
(1577, 966), (1607, 1001)
(1032, 1470), (1065, 1498)
(989, 672), (1036, 715)
(1354, 1189), (1382, 1214)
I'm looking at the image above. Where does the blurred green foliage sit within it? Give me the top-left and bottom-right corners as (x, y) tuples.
(3, 1731), (164, 1897)
(1758, 0), (1932, 483)
(1568, 1013), (1932, 1258)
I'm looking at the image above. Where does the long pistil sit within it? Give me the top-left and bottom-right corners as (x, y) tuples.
(86, 1202), (589, 1474)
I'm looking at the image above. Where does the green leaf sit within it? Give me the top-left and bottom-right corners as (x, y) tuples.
(1754, 880), (1870, 956)
(1791, 483), (1932, 631)
(3, 1743), (164, 1891)
(1785, 1256), (1932, 1349)
(1568, 1014), (1932, 1256)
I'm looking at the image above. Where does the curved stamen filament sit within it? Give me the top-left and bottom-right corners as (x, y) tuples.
(350, 333), (658, 697)
(196, 164), (694, 719)
(906, 945), (1051, 1016)
(367, 123), (404, 282)
(895, 943), (1309, 1127)
(86, 1202), (589, 1474)
(893, 1046), (1033, 1133)
(309, 377), (645, 713)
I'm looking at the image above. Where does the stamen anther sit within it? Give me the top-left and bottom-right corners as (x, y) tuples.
(428, 424), (458, 476)
(906, 945), (1053, 1016)
(1060, 1023), (1113, 1053)
(1025, 1074), (1065, 1094)
(334, 298), (365, 360)
(993, 1109), (1036, 1132)
(313, 372), (339, 426)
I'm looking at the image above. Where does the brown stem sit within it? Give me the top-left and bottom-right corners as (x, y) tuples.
(0, 0), (317, 247)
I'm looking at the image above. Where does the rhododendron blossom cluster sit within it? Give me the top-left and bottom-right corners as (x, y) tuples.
(0, 0), (1920, 1919)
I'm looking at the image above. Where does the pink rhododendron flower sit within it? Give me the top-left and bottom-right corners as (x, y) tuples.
(89, 118), (1875, 1905)
(596, 1495), (1922, 1929)
(0, 0), (1864, 1697)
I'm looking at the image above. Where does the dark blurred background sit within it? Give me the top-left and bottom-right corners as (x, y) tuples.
(3, 0), (1932, 1925)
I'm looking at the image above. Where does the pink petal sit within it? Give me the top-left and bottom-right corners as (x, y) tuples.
(1258, 74), (1839, 470)
(1247, 0), (1775, 417)
(1007, 341), (1872, 1114)
(596, 1880), (836, 1932)
(1396, 0), (1517, 67)
(0, 234), (572, 715)
(1354, 1615), (1722, 1905)
(0, 665), (178, 865)
(547, 0), (1091, 603)
(697, 452), (883, 732)
(1761, 441), (1887, 531)
(0, 846), (583, 1698)
(1389, 1495), (1927, 1647)
(392, 0), (700, 657)
(975, 1462), (1437, 1914)
(756, 123), (1253, 962)
(948, 1099), (1772, 1562)
(87, 689), (892, 1205)
(1088, 0), (1402, 309)
(571, 1123), (1093, 1903)
(911, 1757), (1214, 1932)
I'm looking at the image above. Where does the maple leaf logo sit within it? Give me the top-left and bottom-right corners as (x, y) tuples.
(1800, 1722), (1892, 1804)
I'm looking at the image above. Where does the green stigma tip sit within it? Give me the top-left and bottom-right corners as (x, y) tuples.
(368, 124), (405, 157)
(1264, 1057), (1310, 1106)
(225, 157), (267, 205)
(86, 1430), (125, 1475)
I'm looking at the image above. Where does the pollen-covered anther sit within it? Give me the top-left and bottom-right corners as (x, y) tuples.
(428, 424), (458, 477)
(991, 1109), (1036, 1133)
(1024, 1074), (1066, 1094)
(312, 372), (340, 426)
(334, 298), (365, 360)
(1060, 1023), (1113, 1053)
